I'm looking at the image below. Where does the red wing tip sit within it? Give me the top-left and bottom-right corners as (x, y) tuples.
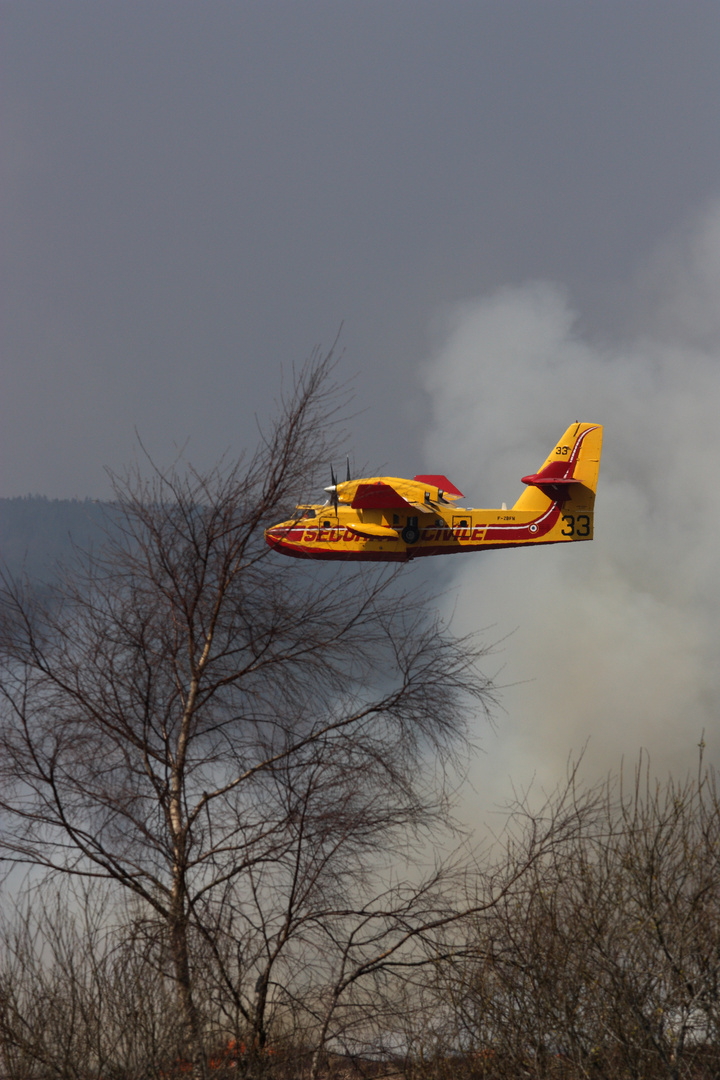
(413, 475), (464, 498)
(351, 482), (410, 510)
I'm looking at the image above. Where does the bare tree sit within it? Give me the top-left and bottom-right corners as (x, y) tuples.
(0, 351), (496, 1076)
(0, 882), (188, 1080)
(437, 755), (720, 1080)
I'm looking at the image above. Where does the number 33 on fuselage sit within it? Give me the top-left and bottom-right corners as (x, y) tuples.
(265, 422), (603, 562)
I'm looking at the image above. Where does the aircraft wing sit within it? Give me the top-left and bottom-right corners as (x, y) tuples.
(413, 474), (464, 499)
(404, 501), (436, 515)
(351, 482), (416, 510)
(350, 484), (436, 517)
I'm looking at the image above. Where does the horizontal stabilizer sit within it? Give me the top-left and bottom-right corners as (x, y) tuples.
(521, 472), (582, 486)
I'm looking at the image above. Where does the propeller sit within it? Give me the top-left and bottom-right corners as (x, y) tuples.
(324, 458), (350, 512)
(324, 465), (339, 512)
(331, 465), (339, 511)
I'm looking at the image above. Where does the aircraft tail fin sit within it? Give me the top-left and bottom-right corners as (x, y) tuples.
(512, 423), (603, 513)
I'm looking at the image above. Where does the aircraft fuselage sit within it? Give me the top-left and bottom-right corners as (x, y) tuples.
(265, 499), (592, 561)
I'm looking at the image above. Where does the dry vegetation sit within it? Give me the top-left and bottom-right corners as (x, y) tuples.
(1, 354), (717, 1079)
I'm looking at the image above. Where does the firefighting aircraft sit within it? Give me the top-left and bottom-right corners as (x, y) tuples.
(265, 422), (602, 562)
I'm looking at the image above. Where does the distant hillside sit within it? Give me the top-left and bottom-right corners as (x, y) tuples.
(0, 497), (110, 582)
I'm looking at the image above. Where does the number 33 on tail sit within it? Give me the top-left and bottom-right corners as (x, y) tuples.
(266, 422), (603, 562)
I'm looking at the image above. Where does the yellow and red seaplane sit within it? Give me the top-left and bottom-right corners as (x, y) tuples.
(265, 422), (602, 562)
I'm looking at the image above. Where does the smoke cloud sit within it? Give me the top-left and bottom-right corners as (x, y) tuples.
(422, 202), (720, 825)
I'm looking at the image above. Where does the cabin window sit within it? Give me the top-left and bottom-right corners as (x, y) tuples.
(323, 520), (331, 528)
(392, 514), (400, 525)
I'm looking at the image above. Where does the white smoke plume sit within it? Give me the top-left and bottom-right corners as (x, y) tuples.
(422, 202), (720, 824)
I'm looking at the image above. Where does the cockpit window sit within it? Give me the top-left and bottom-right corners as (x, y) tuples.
(294, 507), (316, 519)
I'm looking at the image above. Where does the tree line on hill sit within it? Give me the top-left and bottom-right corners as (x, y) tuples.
(0, 353), (717, 1079)
(0, 495), (107, 583)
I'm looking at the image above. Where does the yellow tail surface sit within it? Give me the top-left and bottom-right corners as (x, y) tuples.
(512, 423), (603, 514)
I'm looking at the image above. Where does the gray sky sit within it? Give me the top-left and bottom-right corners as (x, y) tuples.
(3, 1), (720, 812)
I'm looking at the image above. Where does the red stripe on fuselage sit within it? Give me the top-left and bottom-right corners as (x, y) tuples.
(482, 502), (561, 542)
(266, 502), (564, 561)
